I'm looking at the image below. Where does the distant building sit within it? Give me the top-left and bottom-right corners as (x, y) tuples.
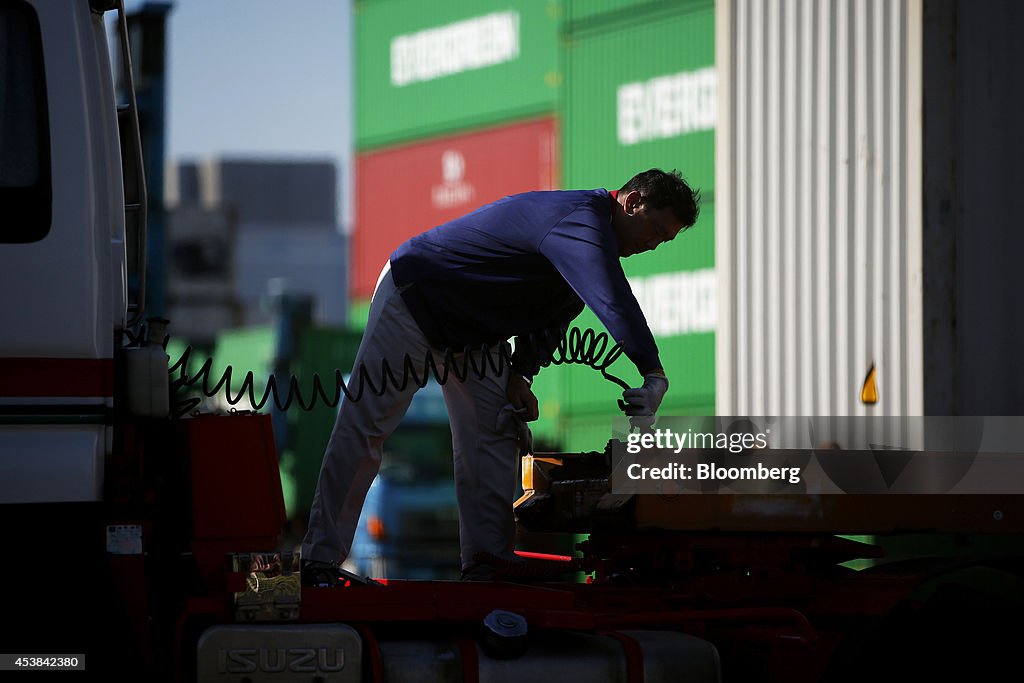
(163, 203), (239, 345)
(166, 158), (348, 343)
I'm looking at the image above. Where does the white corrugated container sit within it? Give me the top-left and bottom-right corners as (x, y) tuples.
(716, 0), (923, 417)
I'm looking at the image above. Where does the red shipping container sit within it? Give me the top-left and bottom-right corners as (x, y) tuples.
(353, 117), (559, 299)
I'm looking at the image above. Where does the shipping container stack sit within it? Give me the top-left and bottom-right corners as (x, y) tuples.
(559, 0), (716, 449)
(353, 0), (715, 451)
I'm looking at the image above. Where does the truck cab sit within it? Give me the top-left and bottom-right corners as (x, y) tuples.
(0, 0), (139, 505)
(1, 0), (154, 672)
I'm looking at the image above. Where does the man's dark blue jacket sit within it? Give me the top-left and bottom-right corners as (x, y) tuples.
(390, 189), (661, 377)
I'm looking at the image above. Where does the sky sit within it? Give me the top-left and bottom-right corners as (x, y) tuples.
(120, 0), (353, 223)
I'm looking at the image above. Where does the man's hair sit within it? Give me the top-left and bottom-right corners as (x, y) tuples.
(619, 169), (701, 229)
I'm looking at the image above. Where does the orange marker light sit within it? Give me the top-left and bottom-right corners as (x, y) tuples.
(367, 515), (386, 540)
(860, 363), (878, 405)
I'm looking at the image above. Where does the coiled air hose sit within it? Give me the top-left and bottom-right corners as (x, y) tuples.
(167, 326), (632, 419)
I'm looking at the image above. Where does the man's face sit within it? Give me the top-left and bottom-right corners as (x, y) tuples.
(613, 194), (685, 258)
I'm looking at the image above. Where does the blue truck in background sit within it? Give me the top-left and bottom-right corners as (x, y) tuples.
(344, 380), (462, 580)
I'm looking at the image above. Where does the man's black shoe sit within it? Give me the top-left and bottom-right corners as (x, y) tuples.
(300, 559), (383, 587)
(461, 561), (499, 581)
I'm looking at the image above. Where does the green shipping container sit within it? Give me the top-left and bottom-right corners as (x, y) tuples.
(545, 0), (716, 442)
(355, 0), (563, 150)
(565, 0), (683, 27)
(287, 327), (363, 519)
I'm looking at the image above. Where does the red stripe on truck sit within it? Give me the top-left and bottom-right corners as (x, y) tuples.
(0, 358), (114, 397)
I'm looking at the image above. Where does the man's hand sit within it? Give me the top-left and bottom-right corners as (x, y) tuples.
(621, 373), (669, 417)
(506, 375), (539, 421)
